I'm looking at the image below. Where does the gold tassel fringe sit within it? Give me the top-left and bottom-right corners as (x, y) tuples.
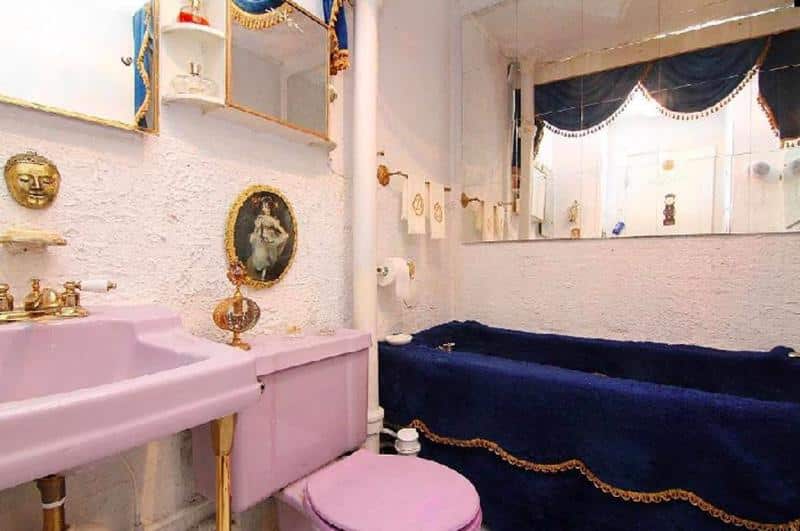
(231, 2), (294, 30)
(134, 3), (153, 126)
(403, 419), (800, 531)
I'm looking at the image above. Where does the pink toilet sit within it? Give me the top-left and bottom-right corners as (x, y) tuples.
(192, 331), (482, 531)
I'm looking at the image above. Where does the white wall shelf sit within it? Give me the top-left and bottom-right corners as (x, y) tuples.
(162, 93), (225, 112)
(162, 23), (225, 42)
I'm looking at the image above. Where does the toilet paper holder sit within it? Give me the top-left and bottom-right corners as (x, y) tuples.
(377, 259), (416, 281)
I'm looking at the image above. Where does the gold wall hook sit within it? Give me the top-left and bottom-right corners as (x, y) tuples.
(461, 193), (483, 208)
(377, 163), (452, 192)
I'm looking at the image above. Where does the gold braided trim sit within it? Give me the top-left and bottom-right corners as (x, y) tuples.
(404, 419), (800, 531)
(134, 3), (153, 126)
(231, 2), (294, 30)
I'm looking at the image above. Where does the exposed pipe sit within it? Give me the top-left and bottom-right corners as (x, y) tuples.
(353, 0), (384, 452)
(36, 475), (67, 531)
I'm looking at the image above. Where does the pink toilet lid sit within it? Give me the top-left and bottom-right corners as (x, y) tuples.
(305, 450), (481, 531)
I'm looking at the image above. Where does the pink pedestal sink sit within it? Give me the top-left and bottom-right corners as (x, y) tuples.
(0, 305), (261, 491)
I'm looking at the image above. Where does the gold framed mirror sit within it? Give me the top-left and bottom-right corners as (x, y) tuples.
(0, 0), (160, 133)
(226, 0), (330, 140)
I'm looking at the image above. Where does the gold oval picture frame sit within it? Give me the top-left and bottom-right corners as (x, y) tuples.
(226, 185), (298, 289)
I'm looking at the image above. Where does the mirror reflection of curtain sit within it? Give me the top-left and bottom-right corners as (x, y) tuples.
(533, 31), (798, 144)
(642, 38), (768, 117)
(535, 63), (646, 135)
(133, 3), (154, 128)
(231, 0), (291, 30)
(323, 0), (349, 74)
(759, 29), (800, 147)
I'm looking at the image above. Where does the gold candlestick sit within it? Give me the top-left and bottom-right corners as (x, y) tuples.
(213, 261), (260, 350)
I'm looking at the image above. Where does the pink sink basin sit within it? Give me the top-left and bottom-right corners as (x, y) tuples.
(0, 305), (261, 491)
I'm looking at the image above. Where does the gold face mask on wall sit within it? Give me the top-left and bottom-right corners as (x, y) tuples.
(4, 151), (60, 209)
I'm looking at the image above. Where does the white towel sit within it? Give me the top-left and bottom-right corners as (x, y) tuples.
(405, 174), (427, 234)
(481, 203), (495, 241)
(494, 205), (507, 241)
(427, 181), (446, 240)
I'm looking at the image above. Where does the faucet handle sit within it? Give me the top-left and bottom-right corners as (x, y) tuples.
(76, 280), (117, 293)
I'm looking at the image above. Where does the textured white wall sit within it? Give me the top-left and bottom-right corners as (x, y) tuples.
(0, 96), (349, 529)
(375, 0), (456, 338)
(457, 234), (800, 351)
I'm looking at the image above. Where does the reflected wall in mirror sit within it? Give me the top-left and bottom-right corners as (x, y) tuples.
(0, 0), (159, 132)
(228, 0), (329, 138)
(461, 0), (800, 242)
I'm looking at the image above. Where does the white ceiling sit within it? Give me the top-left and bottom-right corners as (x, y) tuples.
(469, 0), (792, 62)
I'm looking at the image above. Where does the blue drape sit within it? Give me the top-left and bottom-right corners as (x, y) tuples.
(323, 0), (349, 74)
(535, 63), (646, 132)
(232, 0), (285, 13)
(759, 30), (800, 144)
(642, 38), (767, 114)
(133, 4), (153, 129)
(380, 321), (800, 531)
(535, 35), (772, 135)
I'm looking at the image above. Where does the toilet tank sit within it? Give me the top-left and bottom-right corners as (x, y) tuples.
(192, 330), (370, 513)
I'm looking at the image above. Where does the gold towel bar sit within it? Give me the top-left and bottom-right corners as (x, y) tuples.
(377, 164), (452, 192)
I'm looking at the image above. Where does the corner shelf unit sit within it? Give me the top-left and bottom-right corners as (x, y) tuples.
(159, 0), (336, 151)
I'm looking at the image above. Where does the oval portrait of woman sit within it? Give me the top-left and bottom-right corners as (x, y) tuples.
(226, 185), (298, 289)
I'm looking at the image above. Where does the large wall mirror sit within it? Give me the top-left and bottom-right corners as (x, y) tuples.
(461, 1), (800, 242)
(0, 1), (159, 133)
(228, 0), (329, 138)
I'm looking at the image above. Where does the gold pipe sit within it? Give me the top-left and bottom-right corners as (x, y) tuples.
(212, 415), (236, 531)
(36, 475), (67, 531)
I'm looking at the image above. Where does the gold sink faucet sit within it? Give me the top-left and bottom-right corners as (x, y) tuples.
(0, 278), (116, 323)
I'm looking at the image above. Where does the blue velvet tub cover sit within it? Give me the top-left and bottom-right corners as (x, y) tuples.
(379, 321), (800, 531)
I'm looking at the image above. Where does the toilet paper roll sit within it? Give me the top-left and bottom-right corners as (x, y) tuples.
(378, 257), (415, 304)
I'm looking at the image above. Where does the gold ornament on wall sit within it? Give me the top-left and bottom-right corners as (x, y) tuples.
(225, 185), (298, 289)
(4, 151), (61, 209)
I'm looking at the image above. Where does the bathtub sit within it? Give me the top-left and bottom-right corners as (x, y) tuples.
(379, 321), (800, 531)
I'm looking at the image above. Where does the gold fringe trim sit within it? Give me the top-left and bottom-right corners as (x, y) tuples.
(231, 2), (294, 30)
(404, 419), (800, 531)
(134, 3), (153, 126)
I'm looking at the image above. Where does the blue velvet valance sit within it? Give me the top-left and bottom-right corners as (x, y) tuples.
(233, 0), (285, 13)
(536, 63), (646, 134)
(759, 29), (800, 146)
(534, 31), (795, 141)
(642, 37), (767, 115)
(323, 0), (349, 74)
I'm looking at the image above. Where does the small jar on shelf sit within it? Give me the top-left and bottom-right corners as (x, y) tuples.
(178, 0), (209, 26)
(172, 62), (217, 97)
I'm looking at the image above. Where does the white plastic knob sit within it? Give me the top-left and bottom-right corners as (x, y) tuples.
(79, 280), (116, 293)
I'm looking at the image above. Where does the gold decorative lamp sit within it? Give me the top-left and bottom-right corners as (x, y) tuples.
(213, 261), (261, 350)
